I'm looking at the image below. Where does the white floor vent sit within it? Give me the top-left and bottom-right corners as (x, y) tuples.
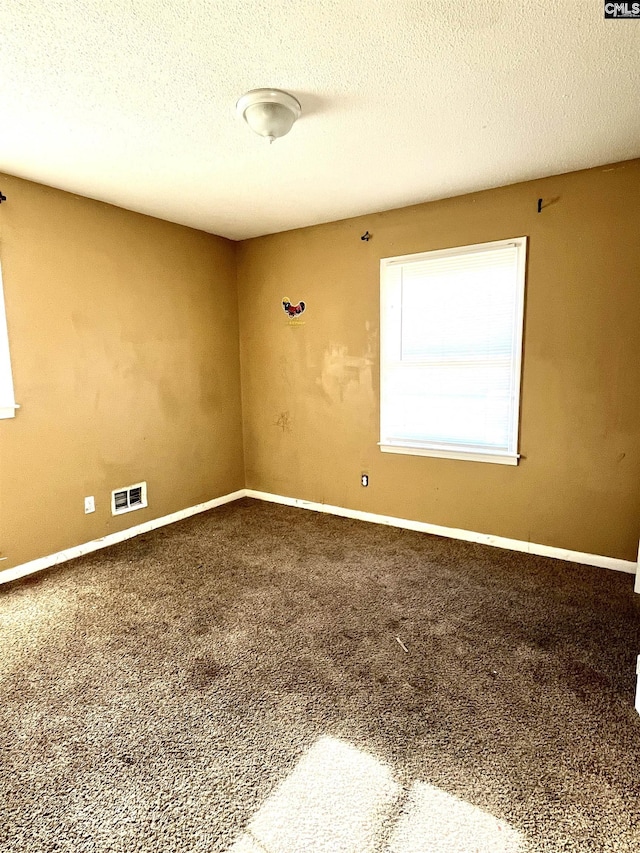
(111, 481), (147, 516)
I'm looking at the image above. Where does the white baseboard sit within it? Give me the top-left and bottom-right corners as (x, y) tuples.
(3, 487), (637, 586)
(245, 489), (638, 576)
(0, 489), (245, 585)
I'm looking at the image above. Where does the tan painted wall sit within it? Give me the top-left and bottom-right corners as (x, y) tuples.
(238, 160), (640, 562)
(0, 174), (244, 569)
(2, 160), (638, 570)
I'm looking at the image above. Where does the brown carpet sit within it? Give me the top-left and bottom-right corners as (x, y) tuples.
(1, 497), (639, 852)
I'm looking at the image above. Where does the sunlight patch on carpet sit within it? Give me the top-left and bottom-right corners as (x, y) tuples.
(227, 736), (400, 853)
(387, 781), (522, 852)
(226, 736), (522, 853)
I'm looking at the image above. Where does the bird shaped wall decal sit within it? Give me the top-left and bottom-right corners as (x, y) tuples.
(282, 297), (306, 318)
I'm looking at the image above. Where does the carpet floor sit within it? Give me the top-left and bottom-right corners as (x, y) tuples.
(1, 498), (639, 852)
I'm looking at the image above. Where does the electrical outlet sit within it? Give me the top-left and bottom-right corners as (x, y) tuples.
(361, 474), (369, 487)
(84, 496), (95, 514)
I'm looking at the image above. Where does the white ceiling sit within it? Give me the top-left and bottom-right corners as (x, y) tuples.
(0, 1), (638, 240)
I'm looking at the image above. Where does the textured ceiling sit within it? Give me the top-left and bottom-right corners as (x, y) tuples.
(0, 1), (638, 240)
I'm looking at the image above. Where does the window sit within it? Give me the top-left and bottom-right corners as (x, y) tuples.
(0, 261), (17, 420)
(380, 237), (527, 465)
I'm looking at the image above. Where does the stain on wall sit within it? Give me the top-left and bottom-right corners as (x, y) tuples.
(0, 174), (244, 569)
(237, 159), (640, 561)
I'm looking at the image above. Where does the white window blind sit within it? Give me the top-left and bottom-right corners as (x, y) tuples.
(380, 238), (527, 465)
(0, 260), (17, 420)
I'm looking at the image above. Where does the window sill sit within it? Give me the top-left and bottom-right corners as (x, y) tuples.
(0, 403), (19, 420)
(379, 443), (519, 466)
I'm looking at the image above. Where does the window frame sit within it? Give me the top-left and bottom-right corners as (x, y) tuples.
(379, 236), (527, 466)
(0, 259), (17, 420)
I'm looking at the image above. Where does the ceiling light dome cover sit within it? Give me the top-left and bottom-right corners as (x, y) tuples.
(236, 88), (302, 141)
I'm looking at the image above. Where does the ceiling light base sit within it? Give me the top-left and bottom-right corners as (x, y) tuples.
(236, 89), (301, 142)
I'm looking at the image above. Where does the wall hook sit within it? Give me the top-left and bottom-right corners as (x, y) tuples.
(361, 231), (371, 241)
(537, 198), (543, 213)
(0, 191), (6, 204)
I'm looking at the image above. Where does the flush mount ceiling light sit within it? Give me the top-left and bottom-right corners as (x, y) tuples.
(236, 88), (301, 143)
